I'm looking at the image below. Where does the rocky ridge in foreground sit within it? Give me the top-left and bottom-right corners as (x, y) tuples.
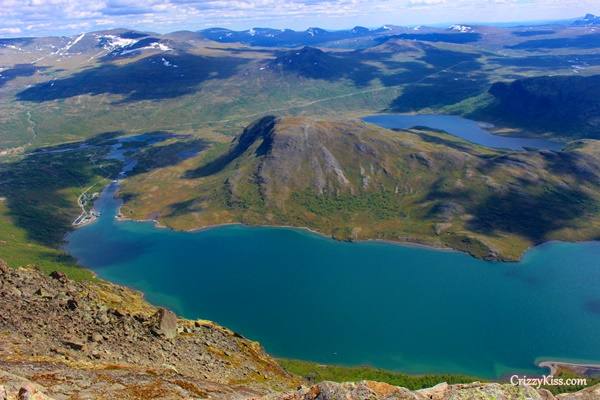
(1, 261), (599, 399)
(0, 260), (296, 399)
(267, 380), (600, 400)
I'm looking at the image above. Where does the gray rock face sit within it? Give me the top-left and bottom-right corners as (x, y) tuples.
(154, 307), (178, 339)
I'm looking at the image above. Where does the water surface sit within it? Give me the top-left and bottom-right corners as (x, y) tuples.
(363, 114), (563, 151)
(66, 182), (600, 379)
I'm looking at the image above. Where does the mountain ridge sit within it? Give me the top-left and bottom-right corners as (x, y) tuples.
(119, 116), (600, 261)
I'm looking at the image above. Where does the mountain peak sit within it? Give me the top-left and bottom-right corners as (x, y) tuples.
(572, 13), (600, 26)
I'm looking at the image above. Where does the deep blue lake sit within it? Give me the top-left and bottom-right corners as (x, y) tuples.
(363, 114), (563, 151)
(66, 182), (600, 379)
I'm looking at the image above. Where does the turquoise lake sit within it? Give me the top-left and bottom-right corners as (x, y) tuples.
(65, 119), (598, 379)
(66, 183), (600, 379)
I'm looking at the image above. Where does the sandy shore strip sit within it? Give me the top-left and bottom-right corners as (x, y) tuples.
(538, 360), (600, 376)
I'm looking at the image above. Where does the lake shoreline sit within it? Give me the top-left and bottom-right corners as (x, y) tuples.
(538, 360), (600, 377)
(113, 202), (600, 263)
(113, 210), (501, 260)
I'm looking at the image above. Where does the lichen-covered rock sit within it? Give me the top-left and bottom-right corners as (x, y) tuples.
(263, 381), (600, 400)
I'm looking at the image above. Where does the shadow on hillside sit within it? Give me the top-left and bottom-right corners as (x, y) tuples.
(17, 52), (249, 103)
(129, 138), (210, 175)
(0, 64), (47, 88)
(467, 186), (596, 242)
(383, 47), (487, 111)
(206, 46), (275, 54)
(511, 30), (556, 37)
(507, 33), (600, 51)
(184, 116), (276, 178)
(164, 199), (204, 218)
(0, 38), (34, 47)
(376, 32), (482, 44)
(268, 47), (381, 87)
(489, 53), (600, 70)
(0, 130), (205, 248)
(543, 151), (600, 183)
(389, 73), (488, 112)
(411, 130), (475, 152)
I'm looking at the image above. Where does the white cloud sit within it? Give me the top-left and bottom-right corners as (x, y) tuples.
(0, 27), (22, 34)
(0, 0), (598, 37)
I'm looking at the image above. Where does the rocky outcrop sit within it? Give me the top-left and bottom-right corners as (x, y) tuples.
(153, 308), (178, 339)
(0, 262), (296, 399)
(2, 262), (599, 399)
(263, 380), (600, 400)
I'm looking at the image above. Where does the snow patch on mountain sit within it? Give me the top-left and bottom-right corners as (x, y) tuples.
(97, 34), (138, 50)
(161, 57), (178, 67)
(63, 33), (85, 52)
(448, 24), (473, 33)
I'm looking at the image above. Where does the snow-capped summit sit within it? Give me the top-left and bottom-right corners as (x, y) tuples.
(97, 34), (138, 51)
(448, 24), (473, 33)
(97, 33), (172, 57)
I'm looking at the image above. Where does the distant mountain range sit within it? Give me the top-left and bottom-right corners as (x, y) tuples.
(0, 28), (177, 60)
(572, 13), (600, 26)
(1, 12), (597, 58)
(198, 26), (395, 47)
(2, 13), (600, 151)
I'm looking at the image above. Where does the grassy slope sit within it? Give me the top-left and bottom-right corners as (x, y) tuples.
(0, 202), (93, 281)
(278, 359), (479, 390)
(0, 139), (122, 280)
(279, 359), (600, 395)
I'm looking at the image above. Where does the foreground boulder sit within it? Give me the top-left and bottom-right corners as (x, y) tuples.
(153, 307), (178, 339)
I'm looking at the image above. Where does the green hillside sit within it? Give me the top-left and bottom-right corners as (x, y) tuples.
(119, 116), (600, 260)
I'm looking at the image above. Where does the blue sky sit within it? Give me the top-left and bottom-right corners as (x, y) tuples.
(0, 0), (599, 38)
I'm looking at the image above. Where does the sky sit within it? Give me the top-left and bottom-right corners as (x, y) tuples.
(0, 0), (599, 38)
